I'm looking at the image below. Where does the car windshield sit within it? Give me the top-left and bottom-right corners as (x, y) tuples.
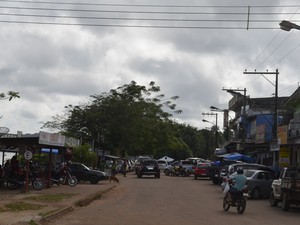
(231, 170), (255, 178)
(243, 170), (256, 177)
(80, 164), (90, 170)
(143, 160), (157, 166)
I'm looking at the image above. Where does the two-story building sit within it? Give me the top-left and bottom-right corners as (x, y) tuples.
(225, 92), (290, 167)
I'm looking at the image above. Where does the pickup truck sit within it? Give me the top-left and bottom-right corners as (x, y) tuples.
(206, 160), (238, 185)
(269, 167), (300, 211)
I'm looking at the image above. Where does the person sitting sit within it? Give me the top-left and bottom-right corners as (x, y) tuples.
(228, 167), (247, 203)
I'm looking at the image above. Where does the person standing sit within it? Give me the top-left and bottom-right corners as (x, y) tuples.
(111, 160), (117, 176)
(121, 159), (127, 177)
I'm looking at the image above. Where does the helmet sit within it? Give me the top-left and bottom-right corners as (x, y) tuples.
(237, 167), (244, 174)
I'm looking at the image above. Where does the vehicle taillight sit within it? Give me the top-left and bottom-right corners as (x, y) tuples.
(243, 187), (249, 193)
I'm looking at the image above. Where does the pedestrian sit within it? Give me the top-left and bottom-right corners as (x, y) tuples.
(121, 159), (127, 177)
(111, 160), (117, 176)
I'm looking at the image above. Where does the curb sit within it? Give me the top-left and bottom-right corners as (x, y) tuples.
(35, 185), (116, 224)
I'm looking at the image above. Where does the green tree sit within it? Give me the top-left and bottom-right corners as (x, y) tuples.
(176, 124), (206, 158)
(71, 144), (97, 167)
(43, 81), (183, 158)
(0, 91), (20, 101)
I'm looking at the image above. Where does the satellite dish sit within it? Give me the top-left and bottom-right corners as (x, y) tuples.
(0, 127), (9, 137)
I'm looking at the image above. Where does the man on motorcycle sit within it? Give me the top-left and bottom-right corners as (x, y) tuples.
(228, 167), (247, 203)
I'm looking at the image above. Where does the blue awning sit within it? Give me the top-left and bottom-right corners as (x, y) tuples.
(219, 153), (255, 163)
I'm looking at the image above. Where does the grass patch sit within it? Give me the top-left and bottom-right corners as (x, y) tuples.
(28, 220), (39, 225)
(23, 193), (75, 202)
(0, 206), (8, 212)
(4, 201), (45, 212)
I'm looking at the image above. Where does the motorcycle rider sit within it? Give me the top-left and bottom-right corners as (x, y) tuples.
(228, 167), (247, 203)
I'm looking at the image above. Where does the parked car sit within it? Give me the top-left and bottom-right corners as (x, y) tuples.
(69, 162), (107, 184)
(157, 160), (169, 171)
(194, 162), (211, 179)
(134, 156), (151, 174)
(136, 159), (160, 178)
(164, 160), (194, 176)
(219, 163), (276, 186)
(227, 163), (275, 175)
(231, 169), (276, 199)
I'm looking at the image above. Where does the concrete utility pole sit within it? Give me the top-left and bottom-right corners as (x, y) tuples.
(202, 112), (218, 149)
(223, 88), (247, 152)
(243, 70), (279, 142)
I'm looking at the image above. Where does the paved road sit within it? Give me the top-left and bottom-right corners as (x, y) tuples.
(46, 173), (300, 225)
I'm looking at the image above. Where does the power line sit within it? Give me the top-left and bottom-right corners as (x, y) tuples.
(0, 2), (296, 29)
(0, 20), (282, 29)
(1, 12), (298, 23)
(2, 0), (300, 9)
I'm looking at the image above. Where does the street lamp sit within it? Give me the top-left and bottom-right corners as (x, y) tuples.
(202, 118), (218, 149)
(279, 20), (300, 31)
(210, 106), (231, 126)
(202, 119), (215, 125)
(210, 106), (232, 141)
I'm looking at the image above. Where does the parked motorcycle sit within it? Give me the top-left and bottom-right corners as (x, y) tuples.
(5, 162), (44, 190)
(51, 161), (77, 187)
(222, 178), (248, 214)
(171, 165), (190, 177)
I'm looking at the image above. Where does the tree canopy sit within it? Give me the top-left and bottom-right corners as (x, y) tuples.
(0, 91), (20, 101)
(43, 81), (218, 160)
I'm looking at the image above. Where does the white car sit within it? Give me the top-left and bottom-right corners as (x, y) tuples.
(157, 160), (168, 170)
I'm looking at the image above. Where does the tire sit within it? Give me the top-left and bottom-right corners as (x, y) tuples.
(282, 191), (290, 211)
(237, 198), (247, 214)
(269, 191), (279, 207)
(194, 175), (197, 180)
(90, 176), (99, 184)
(164, 169), (170, 176)
(223, 193), (231, 211)
(156, 173), (160, 179)
(251, 188), (260, 199)
(32, 179), (44, 190)
(212, 177), (219, 185)
(7, 179), (18, 190)
(68, 176), (78, 187)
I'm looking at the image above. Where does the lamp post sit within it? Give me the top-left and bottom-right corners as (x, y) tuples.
(279, 20), (300, 31)
(202, 115), (218, 149)
(210, 106), (232, 141)
(223, 88), (247, 152)
(210, 106), (230, 128)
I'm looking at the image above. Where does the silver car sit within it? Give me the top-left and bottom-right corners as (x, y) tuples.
(231, 169), (276, 199)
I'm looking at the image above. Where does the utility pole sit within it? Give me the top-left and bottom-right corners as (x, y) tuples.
(243, 70), (279, 142)
(202, 112), (218, 149)
(223, 88), (247, 152)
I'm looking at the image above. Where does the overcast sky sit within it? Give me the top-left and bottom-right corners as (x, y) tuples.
(0, 0), (300, 135)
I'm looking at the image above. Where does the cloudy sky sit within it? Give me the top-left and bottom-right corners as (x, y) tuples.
(0, 0), (300, 135)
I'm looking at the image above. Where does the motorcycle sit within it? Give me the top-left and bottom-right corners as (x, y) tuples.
(222, 178), (248, 214)
(51, 162), (77, 187)
(6, 162), (44, 190)
(171, 165), (190, 177)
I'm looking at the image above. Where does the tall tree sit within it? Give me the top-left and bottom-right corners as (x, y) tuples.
(43, 81), (183, 157)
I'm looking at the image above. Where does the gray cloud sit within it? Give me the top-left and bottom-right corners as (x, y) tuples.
(0, 0), (299, 134)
